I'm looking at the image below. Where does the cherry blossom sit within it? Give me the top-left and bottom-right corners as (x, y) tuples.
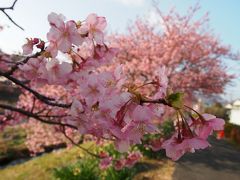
(125, 151), (142, 168)
(0, 10), (229, 169)
(22, 39), (34, 55)
(99, 156), (112, 170)
(45, 58), (72, 84)
(148, 138), (163, 151)
(78, 13), (107, 44)
(19, 57), (46, 80)
(45, 41), (58, 57)
(191, 113), (225, 139)
(47, 12), (83, 53)
(162, 134), (210, 161)
(70, 99), (84, 117)
(131, 105), (159, 134)
(22, 38), (43, 55)
(114, 158), (126, 170)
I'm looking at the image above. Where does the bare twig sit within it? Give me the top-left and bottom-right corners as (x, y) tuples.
(61, 127), (101, 158)
(0, 0), (24, 30)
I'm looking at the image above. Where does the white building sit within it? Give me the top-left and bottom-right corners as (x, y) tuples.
(226, 100), (240, 125)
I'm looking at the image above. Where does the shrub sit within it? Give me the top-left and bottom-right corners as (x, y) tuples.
(104, 167), (137, 180)
(53, 158), (100, 180)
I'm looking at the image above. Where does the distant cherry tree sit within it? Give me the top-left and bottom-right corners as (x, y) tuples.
(110, 5), (238, 100)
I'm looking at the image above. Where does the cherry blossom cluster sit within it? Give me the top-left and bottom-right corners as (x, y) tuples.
(0, 12), (225, 163)
(162, 112), (225, 160)
(19, 12), (168, 153)
(99, 150), (142, 170)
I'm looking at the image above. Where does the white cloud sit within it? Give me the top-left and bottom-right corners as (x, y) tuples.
(148, 10), (160, 25)
(112, 0), (146, 6)
(147, 10), (165, 30)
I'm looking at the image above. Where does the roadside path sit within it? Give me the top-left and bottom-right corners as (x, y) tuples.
(173, 138), (240, 180)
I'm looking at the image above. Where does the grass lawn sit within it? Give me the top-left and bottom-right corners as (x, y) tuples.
(0, 126), (27, 161)
(0, 143), (175, 180)
(0, 126), (175, 180)
(0, 146), (87, 180)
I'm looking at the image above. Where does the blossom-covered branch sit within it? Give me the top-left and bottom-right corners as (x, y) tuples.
(0, 11), (225, 165)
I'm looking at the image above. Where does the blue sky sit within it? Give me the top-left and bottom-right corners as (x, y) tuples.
(0, 0), (239, 101)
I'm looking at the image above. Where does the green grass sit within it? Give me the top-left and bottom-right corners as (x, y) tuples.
(0, 143), (175, 180)
(0, 126), (27, 160)
(53, 157), (101, 180)
(0, 145), (90, 180)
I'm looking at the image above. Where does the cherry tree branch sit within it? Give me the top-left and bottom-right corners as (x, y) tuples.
(140, 98), (171, 107)
(0, 0), (24, 30)
(0, 71), (72, 108)
(0, 103), (77, 129)
(1, 52), (73, 108)
(4, 52), (41, 76)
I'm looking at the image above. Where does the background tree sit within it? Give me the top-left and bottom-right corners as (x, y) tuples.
(110, 4), (238, 101)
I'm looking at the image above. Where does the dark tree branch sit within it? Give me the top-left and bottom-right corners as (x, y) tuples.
(0, 0), (18, 10)
(0, 103), (77, 129)
(0, 0), (24, 30)
(35, 108), (47, 115)
(1, 52), (72, 108)
(38, 114), (69, 118)
(30, 97), (36, 113)
(4, 52), (41, 76)
(140, 98), (171, 107)
(0, 71), (72, 108)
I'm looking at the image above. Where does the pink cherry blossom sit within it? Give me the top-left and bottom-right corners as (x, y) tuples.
(45, 58), (72, 84)
(148, 138), (163, 151)
(125, 151), (142, 168)
(191, 114), (225, 139)
(22, 39), (34, 55)
(114, 140), (130, 153)
(162, 134), (210, 161)
(78, 74), (105, 106)
(99, 156), (112, 170)
(47, 12), (83, 53)
(131, 105), (159, 134)
(70, 99), (84, 117)
(45, 41), (58, 57)
(78, 13), (107, 44)
(114, 158), (126, 171)
(154, 66), (169, 99)
(19, 57), (47, 81)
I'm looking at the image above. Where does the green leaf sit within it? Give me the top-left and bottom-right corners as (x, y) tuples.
(166, 92), (184, 109)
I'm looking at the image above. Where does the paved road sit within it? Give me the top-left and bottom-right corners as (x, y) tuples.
(173, 138), (240, 180)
